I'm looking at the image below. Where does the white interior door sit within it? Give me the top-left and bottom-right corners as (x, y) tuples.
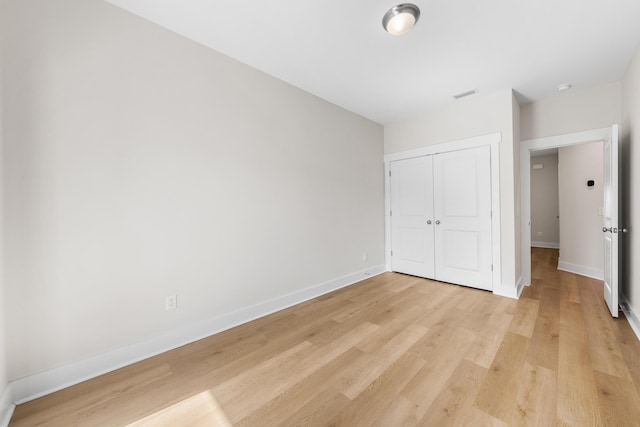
(603, 124), (619, 318)
(433, 146), (493, 290)
(390, 156), (435, 278)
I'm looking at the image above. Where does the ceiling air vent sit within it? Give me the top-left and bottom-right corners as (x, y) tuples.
(453, 89), (478, 99)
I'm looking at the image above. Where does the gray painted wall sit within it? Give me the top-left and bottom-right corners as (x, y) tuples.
(530, 153), (559, 247)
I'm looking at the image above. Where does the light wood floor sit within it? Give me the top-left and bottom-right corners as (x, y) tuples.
(10, 248), (640, 426)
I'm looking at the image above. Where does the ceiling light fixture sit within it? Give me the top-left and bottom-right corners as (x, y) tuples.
(556, 83), (573, 92)
(382, 4), (420, 36)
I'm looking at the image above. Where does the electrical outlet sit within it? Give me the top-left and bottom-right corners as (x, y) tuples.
(362, 252), (368, 261)
(537, 231), (543, 236)
(165, 294), (177, 310)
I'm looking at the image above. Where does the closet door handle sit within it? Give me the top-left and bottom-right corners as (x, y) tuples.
(427, 220), (432, 224)
(435, 220), (441, 225)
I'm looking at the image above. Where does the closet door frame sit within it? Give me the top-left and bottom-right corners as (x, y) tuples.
(384, 133), (502, 294)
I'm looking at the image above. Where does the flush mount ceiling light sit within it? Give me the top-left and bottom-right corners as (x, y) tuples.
(382, 4), (420, 36)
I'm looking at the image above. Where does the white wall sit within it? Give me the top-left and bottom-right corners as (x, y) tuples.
(621, 45), (640, 327)
(0, 27), (11, 422)
(558, 142), (604, 278)
(512, 92), (522, 285)
(520, 82), (621, 141)
(384, 89), (520, 292)
(530, 154), (560, 247)
(1, 0), (384, 381)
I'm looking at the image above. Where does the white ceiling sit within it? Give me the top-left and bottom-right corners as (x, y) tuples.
(104, 0), (640, 125)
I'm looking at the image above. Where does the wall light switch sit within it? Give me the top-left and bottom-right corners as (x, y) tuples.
(598, 207), (604, 216)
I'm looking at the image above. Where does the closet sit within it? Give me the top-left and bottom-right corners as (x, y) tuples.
(389, 145), (493, 291)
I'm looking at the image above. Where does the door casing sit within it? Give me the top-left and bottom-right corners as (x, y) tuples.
(520, 126), (616, 288)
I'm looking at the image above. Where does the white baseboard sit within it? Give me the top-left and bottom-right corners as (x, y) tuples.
(516, 276), (525, 298)
(557, 261), (604, 280)
(9, 264), (386, 405)
(620, 293), (640, 342)
(493, 277), (522, 299)
(531, 241), (560, 249)
(0, 384), (15, 427)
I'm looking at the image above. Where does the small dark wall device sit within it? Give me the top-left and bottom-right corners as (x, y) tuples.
(587, 180), (595, 187)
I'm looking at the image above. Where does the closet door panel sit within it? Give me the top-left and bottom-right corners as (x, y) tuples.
(433, 146), (493, 290)
(390, 156), (435, 278)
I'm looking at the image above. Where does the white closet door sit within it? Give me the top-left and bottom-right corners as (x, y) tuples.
(433, 146), (493, 290)
(390, 156), (435, 278)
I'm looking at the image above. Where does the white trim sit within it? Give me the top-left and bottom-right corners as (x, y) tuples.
(383, 133), (501, 163)
(494, 275), (524, 299)
(517, 275), (525, 297)
(9, 264), (385, 404)
(0, 384), (14, 427)
(557, 261), (604, 280)
(489, 138), (502, 293)
(384, 132), (502, 294)
(520, 127), (613, 286)
(531, 241), (560, 249)
(384, 160), (392, 272)
(620, 293), (640, 342)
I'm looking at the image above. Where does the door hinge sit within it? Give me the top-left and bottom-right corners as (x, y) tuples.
(391, 250), (393, 256)
(390, 210), (392, 216)
(389, 170), (391, 177)
(491, 264), (493, 272)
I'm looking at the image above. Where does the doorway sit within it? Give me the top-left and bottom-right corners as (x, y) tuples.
(520, 126), (614, 288)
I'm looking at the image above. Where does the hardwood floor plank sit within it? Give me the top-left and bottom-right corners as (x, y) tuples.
(401, 326), (478, 416)
(413, 284), (461, 328)
(339, 323), (428, 399)
(9, 362), (173, 427)
(576, 275), (629, 378)
(509, 297), (540, 338)
(452, 408), (511, 427)
(593, 369), (640, 426)
(460, 291), (503, 333)
(417, 359), (487, 426)
(463, 310), (513, 369)
(474, 332), (530, 423)
(125, 390), (232, 427)
(201, 316), (348, 387)
(525, 286), (560, 371)
(330, 351), (425, 426)
(371, 395), (421, 427)
(236, 347), (365, 427)
(559, 272), (581, 304)
(214, 320), (379, 423)
(511, 362), (557, 426)
(211, 341), (316, 422)
(409, 286), (491, 361)
(276, 387), (351, 427)
(329, 289), (398, 324)
(352, 304), (425, 354)
(556, 301), (603, 426)
(618, 340), (640, 398)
